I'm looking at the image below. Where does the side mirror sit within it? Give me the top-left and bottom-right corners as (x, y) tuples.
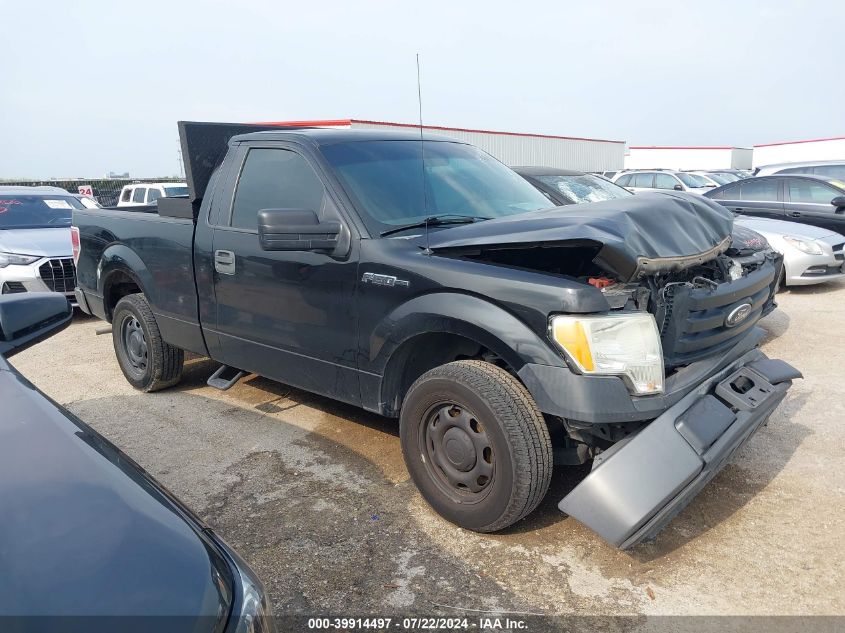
(257, 209), (342, 253)
(0, 294), (73, 358)
(831, 195), (845, 209)
(673, 184), (684, 191)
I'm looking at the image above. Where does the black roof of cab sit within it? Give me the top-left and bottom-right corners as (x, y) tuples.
(178, 120), (460, 203)
(232, 127), (456, 146)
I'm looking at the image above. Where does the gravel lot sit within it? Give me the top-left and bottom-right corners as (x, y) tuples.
(11, 281), (845, 620)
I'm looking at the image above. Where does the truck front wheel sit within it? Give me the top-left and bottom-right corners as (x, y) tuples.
(112, 293), (184, 392)
(400, 360), (552, 532)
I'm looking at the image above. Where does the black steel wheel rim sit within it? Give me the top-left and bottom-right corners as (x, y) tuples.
(121, 314), (148, 376)
(420, 402), (495, 503)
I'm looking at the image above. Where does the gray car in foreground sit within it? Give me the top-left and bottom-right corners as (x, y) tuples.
(0, 293), (273, 632)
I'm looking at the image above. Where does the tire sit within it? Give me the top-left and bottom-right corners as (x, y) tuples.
(399, 360), (553, 532)
(112, 293), (184, 392)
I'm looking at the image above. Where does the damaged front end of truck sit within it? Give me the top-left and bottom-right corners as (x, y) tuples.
(429, 192), (801, 548)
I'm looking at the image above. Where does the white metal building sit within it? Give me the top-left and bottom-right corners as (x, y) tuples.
(260, 119), (626, 171)
(624, 146), (753, 171)
(752, 136), (845, 168)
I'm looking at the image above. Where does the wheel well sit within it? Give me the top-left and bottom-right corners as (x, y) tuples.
(381, 332), (515, 417)
(104, 271), (142, 321)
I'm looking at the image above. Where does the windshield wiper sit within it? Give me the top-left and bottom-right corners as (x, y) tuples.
(380, 214), (490, 237)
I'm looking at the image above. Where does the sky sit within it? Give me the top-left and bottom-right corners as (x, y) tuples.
(3, 0), (843, 178)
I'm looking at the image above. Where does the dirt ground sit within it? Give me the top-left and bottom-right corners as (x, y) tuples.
(11, 280), (845, 621)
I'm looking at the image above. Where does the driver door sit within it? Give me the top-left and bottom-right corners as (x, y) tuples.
(210, 143), (361, 405)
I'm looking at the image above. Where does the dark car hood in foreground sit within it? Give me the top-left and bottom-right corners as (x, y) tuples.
(0, 362), (232, 622)
(427, 192), (736, 281)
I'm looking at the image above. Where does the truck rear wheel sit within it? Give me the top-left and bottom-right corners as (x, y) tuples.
(399, 360), (552, 532)
(112, 293), (184, 392)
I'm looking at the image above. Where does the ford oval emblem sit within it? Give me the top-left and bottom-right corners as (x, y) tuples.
(725, 302), (753, 328)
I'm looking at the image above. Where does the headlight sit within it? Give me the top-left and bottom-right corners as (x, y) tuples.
(233, 563), (275, 633)
(783, 236), (824, 256)
(0, 252), (40, 268)
(550, 312), (664, 395)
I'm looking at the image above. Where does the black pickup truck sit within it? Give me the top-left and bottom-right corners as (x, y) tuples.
(73, 121), (800, 549)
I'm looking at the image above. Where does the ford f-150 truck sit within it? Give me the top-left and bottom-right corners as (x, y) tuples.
(73, 121), (800, 548)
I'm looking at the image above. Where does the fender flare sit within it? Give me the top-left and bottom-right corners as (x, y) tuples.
(369, 292), (565, 411)
(98, 244), (155, 319)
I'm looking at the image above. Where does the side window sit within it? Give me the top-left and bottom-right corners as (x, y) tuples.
(740, 179), (779, 201)
(231, 148), (326, 230)
(632, 173), (654, 188)
(132, 187), (146, 203)
(711, 183), (740, 200)
(147, 188), (162, 202)
(777, 166), (809, 175)
(787, 179), (839, 205)
(814, 165), (845, 179)
(615, 174), (632, 186)
(120, 188), (132, 202)
(653, 173), (677, 190)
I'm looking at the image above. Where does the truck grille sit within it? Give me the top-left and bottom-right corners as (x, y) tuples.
(657, 259), (779, 368)
(38, 258), (77, 294)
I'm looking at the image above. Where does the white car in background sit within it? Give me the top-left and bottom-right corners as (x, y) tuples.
(734, 216), (845, 287)
(612, 170), (716, 195)
(117, 182), (189, 207)
(0, 187), (83, 303)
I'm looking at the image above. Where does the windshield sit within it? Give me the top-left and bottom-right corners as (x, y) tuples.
(676, 173), (711, 188)
(536, 174), (632, 204)
(704, 174), (730, 185)
(715, 172), (740, 182)
(0, 195), (83, 229)
(320, 141), (553, 235)
(164, 186), (189, 197)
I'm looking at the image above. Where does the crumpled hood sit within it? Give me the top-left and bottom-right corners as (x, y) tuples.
(0, 228), (72, 258)
(428, 192), (735, 281)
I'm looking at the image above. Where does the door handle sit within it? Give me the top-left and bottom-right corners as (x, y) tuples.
(214, 250), (236, 275)
(733, 207), (744, 211)
(789, 211), (801, 217)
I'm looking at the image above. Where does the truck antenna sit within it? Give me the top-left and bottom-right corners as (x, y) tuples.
(417, 53), (433, 256)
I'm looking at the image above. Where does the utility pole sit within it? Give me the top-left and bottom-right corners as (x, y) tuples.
(177, 139), (184, 179)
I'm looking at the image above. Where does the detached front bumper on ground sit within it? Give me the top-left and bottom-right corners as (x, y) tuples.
(558, 349), (801, 549)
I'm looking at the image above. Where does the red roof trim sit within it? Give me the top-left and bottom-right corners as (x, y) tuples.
(753, 135), (845, 148)
(350, 119), (625, 144)
(252, 118), (624, 144)
(253, 119), (353, 127)
(628, 145), (741, 150)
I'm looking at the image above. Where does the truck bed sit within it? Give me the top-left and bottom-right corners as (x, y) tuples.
(72, 207), (206, 355)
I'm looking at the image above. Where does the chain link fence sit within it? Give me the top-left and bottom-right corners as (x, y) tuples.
(0, 178), (184, 208)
